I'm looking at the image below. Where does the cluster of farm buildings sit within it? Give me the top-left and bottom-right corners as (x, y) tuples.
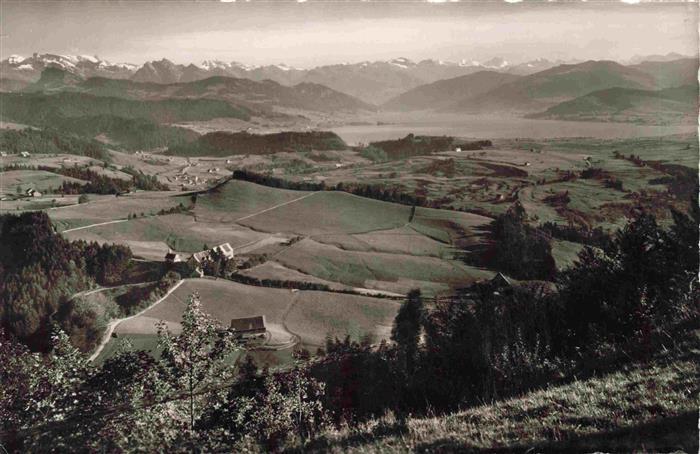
(164, 242), (240, 275)
(164, 243), (267, 339)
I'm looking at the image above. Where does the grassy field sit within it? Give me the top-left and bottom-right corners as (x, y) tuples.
(93, 333), (162, 365)
(114, 278), (397, 349)
(63, 213), (270, 259)
(240, 261), (352, 291)
(275, 238), (491, 295)
(194, 179), (308, 223)
(550, 239), (586, 271)
(0, 169), (86, 196)
(238, 190), (412, 235)
(314, 227), (454, 258)
(516, 134), (698, 170)
(49, 191), (188, 231)
(287, 291), (400, 346)
(119, 278), (291, 331)
(301, 352), (699, 453)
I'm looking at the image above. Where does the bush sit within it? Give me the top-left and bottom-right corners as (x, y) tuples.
(359, 145), (388, 163)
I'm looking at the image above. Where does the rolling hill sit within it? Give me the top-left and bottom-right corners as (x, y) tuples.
(381, 71), (521, 111)
(25, 68), (373, 114)
(629, 58), (699, 89)
(0, 92), (234, 149)
(0, 91), (249, 125)
(446, 60), (658, 113)
(530, 85), (698, 125)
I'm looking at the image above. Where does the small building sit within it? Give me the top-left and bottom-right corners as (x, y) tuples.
(20, 151), (30, 158)
(455, 147), (462, 152)
(230, 315), (266, 338)
(191, 250), (211, 264)
(190, 242), (234, 265)
(164, 250), (182, 263)
(212, 242), (234, 259)
(490, 272), (512, 289)
(0, 151), (7, 157)
(26, 188), (41, 197)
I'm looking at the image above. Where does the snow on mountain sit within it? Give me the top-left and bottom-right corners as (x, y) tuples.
(1, 53), (138, 83)
(0, 52), (570, 101)
(8, 55), (25, 64)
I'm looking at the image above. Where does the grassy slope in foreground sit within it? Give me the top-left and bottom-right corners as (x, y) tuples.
(301, 350), (699, 453)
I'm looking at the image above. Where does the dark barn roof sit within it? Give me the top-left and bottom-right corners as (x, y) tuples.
(230, 315), (266, 334)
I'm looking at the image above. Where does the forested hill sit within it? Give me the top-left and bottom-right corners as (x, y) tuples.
(0, 212), (132, 352)
(166, 130), (347, 156)
(0, 92), (217, 149)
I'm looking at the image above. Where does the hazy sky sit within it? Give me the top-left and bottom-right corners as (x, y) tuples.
(1, 1), (697, 67)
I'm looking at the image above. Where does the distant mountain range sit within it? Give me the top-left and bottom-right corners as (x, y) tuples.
(447, 60), (658, 113)
(0, 53), (573, 104)
(382, 58), (698, 124)
(0, 53), (136, 82)
(1, 52), (696, 126)
(24, 67), (373, 114)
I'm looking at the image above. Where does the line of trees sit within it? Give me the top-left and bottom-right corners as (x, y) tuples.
(539, 221), (612, 249)
(53, 166), (132, 195)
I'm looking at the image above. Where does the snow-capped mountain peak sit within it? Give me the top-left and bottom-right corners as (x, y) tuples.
(8, 55), (25, 64)
(1, 53), (139, 82)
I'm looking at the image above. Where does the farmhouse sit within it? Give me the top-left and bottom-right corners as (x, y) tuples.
(190, 242), (235, 264)
(230, 315), (266, 338)
(490, 272), (512, 289)
(20, 151), (30, 158)
(25, 188), (42, 197)
(164, 250), (183, 263)
(212, 243), (234, 259)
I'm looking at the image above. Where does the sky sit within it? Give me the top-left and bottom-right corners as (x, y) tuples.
(1, 1), (697, 67)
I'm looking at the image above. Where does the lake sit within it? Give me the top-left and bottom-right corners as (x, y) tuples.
(329, 113), (697, 145)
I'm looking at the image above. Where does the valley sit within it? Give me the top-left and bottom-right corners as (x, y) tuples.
(0, 10), (697, 448)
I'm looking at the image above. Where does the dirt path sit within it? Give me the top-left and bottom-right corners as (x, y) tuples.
(71, 281), (156, 300)
(265, 291), (301, 350)
(233, 191), (318, 223)
(88, 279), (184, 362)
(62, 218), (129, 234)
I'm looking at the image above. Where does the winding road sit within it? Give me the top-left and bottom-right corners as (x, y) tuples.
(88, 279), (184, 362)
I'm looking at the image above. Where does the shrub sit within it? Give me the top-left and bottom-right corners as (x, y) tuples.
(359, 145), (388, 163)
